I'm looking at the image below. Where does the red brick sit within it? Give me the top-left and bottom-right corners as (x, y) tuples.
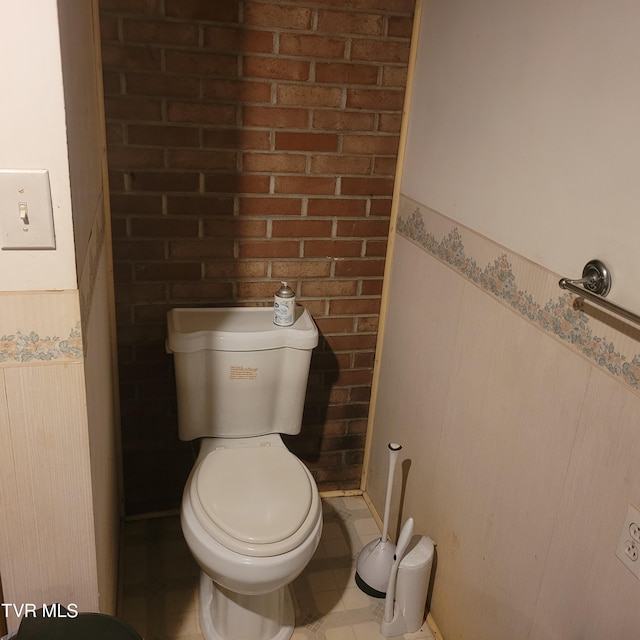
(382, 66), (408, 87)
(130, 171), (200, 192)
(243, 152), (307, 174)
(313, 317), (355, 334)
(334, 259), (385, 277)
(303, 240), (363, 258)
(275, 132), (339, 152)
(301, 280), (358, 297)
(101, 44), (162, 71)
(274, 176), (336, 195)
(272, 219), (333, 237)
(204, 128), (271, 150)
(203, 79), (272, 103)
(112, 240), (166, 259)
(109, 171), (127, 191)
(378, 113), (403, 133)
(276, 85), (342, 108)
(279, 33), (346, 58)
(317, 10), (385, 36)
(130, 218), (199, 238)
(107, 145), (165, 169)
(110, 194), (163, 214)
(205, 174), (270, 194)
(236, 282), (280, 298)
(165, 50), (238, 77)
(369, 199), (393, 217)
(307, 198), (367, 217)
(311, 155), (371, 175)
(122, 19), (199, 45)
(100, 0), (162, 14)
(243, 56), (310, 81)
(169, 240), (234, 259)
(271, 260), (331, 278)
(351, 39), (411, 63)
(165, 0), (238, 22)
(316, 62), (379, 85)
(104, 96), (163, 121)
(128, 124), (200, 147)
(167, 149), (237, 171)
(239, 197), (302, 216)
(117, 282), (164, 303)
(312, 110), (376, 132)
(336, 219), (390, 238)
(99, 15), (119, 41)
(361, 279), (384, 296)
(365, 240), (388, 256)
(167, 102), (237, 126)
(204, 261), (269, 279)
(169, 282), (234, 300)
(243, 106), (309, 129)
(346, 88), (405, 111)
(342, 134), (400, 155)
(126, 72), (200, 98)
(238, 240), (300, 258)
(202, 218), (267, 237)
(341, 177), (395, 197)
(325, 332), (378, 351)
(243, 4), (313, 30)
(167, 195), (234, 216)
(135, 262), (201, 281)
(373, 157), (398, 176)
(102, 71), (121, 95)
(388, 15), (415, 38)
(204, 27), (274, 54)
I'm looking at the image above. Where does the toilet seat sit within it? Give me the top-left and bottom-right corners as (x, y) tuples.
(189, 445), (319, 557)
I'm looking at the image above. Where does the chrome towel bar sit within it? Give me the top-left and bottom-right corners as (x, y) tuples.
(559, 259), (640, 327)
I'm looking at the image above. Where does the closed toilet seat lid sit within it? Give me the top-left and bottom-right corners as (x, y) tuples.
(191, 445), (319, 557)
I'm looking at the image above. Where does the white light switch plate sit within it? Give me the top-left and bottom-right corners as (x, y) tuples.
(0, 169), (56, 250)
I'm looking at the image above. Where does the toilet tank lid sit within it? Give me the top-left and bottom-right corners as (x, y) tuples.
(166, 306), (318, 352)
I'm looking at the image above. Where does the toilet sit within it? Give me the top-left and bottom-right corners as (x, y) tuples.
(166, 306), (322, 640)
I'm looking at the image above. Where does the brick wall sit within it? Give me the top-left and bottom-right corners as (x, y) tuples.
(99, 0), (415, 514)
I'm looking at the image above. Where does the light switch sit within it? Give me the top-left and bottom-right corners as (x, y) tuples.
(0, 169), (56, 250)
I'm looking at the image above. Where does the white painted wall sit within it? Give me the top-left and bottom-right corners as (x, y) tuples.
(0, 0), (77, 290)
(402, 0), (640, 311)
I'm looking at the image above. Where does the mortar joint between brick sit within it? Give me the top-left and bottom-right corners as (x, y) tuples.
(344, 37), (353, 62)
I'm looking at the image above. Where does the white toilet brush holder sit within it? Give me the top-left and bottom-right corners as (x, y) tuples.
(380, 526), (435, 637)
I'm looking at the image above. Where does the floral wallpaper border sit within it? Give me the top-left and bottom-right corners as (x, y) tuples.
(0, 322), (83, 364)
(397, 202), (640, 391)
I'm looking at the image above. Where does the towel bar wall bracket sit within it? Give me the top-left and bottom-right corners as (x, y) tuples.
(559, 260), (640, 327)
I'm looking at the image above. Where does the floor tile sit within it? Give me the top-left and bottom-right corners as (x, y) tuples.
(118, 496), (437, 640)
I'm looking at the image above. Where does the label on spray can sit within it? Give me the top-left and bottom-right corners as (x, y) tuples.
(274, 281), (295, 326)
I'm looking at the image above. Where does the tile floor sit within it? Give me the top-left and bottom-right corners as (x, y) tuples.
(119, 495), (438, 640)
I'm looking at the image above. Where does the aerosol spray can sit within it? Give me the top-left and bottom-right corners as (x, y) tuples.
(273, 281), (296, 326)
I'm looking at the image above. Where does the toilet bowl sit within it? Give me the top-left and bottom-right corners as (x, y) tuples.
(166, 307), (321, 640)
(181, 436), (322, 640)
(181, 435), (323, 595)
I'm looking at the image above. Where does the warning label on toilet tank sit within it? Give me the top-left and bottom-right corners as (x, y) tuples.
(230, 366), (258, 380)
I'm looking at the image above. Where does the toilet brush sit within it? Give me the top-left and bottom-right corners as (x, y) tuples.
(380, 517), (414, 636)
(355, 442), (402, 597)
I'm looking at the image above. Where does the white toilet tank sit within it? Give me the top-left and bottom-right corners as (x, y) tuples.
(166, 306), (318, 440)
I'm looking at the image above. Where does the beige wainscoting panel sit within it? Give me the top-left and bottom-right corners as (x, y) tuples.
(531, 368), (640, 638)
(0, 364), (98, 632)
(424, 277), (592, 639)
(367, 235), (466, 536)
